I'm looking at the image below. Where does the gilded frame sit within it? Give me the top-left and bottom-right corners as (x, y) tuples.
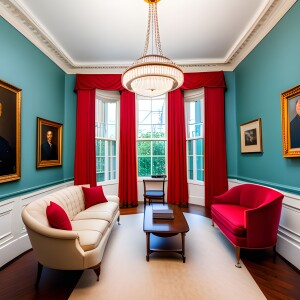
(281, 84), (300, 157)
(240, 118), (263, 153)
(37, 117), (63, 168)
(0, 79), (21, 183)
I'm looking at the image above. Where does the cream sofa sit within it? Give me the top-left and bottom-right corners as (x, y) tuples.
(21, 185), (120, 289)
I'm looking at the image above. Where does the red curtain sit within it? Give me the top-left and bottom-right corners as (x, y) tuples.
(74, 75), (138, 207)
(118, 91), (138, 207)
(167, 89), (189, 206)
(172, 71), (228, 208)
(74, 89), (97, 187)
(204, 87), (228, 208)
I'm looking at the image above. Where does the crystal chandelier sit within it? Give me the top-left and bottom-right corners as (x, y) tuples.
(121, 0), (184, 97)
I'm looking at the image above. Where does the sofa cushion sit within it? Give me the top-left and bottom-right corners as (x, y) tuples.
(73, 201), (119, 224)
(71, 219), (109, 236)
(82, 186), (108, 209)
(46, 201), (72, 230)
(76, 230), (103, 251)
(211, 204), (247, 237)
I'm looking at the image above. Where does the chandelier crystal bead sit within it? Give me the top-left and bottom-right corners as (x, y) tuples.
(121, 0), (183, 97)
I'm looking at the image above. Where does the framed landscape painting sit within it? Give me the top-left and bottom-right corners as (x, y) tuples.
(240, 118), (263, 153)
(37, 117), (63, 168)
(281, 84), (300, 157)
(0, 79), (21, 183)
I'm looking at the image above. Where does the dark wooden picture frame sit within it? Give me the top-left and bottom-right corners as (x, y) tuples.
(281, 84), (300, 157)
(0, 79), (21, 183)
(240, 118), (263, 153)
(37, 117), (62, 168)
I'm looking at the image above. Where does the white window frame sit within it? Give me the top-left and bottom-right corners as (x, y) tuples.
(184, 88), (204, 185)
(95, 89), (120, 185)
(136, 94), (168, 179)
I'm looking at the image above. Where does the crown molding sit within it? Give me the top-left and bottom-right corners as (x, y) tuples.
(0, 0), (297, 74)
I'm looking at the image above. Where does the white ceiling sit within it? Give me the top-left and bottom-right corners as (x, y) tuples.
(0, 0), (297, 73)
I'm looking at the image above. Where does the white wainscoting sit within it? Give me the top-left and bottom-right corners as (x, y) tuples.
(0, 181), (73, 268)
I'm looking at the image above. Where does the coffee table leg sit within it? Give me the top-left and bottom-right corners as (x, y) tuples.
(146, 233), (150, 262)
(181, 232), (186, 263)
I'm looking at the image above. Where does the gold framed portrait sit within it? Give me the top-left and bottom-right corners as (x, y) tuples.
(37, 117), (63, 168)
(0, 79), (21, 183)
(240, 118), (263, 153)
(281, 84), (300, 157)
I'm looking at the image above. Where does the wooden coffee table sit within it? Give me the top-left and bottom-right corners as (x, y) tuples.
(143, 204), (189, 262)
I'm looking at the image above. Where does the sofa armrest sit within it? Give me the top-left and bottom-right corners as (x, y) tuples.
(214, 186), (240, 205)
(106, 195), (120, 205)
(245, 198), (282, 248)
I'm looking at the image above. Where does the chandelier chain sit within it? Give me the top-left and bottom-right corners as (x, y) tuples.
(143, 3), (163, 56)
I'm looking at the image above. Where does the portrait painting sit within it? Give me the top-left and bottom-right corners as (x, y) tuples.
(37, 117), (62, 168)
(281, 84), (300, 157)
(0, 79), (21, 183)
(240, 118), (262, 153)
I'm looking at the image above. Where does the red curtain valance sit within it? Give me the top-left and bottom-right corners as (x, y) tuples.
(74, 71), (226, 91)
(74, 74), (123, 91)
(181, 71), (226, 90)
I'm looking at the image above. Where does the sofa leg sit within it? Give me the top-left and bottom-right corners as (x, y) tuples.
(211, 219), (214, 226)
(272, 245), (277, 263)
(93, 263), (101, 281)
(117, 216), (120, 225)
(35, 262), (43, 290)
(235, 247), (242, 268)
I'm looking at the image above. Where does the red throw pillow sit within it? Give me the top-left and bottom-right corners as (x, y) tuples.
(82, 186), (108, 209)
(46, 201), (72, 230)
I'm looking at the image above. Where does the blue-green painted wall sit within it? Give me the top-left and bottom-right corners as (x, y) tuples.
(0, 17), (76, 200)
(224, 72), (237, 178)
(234, 2), (300, 193)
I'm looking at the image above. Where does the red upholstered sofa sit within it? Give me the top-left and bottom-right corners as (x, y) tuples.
(211, 184), (283, 267)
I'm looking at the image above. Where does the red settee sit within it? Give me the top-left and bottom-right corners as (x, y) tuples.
(211, 184), (284, 267)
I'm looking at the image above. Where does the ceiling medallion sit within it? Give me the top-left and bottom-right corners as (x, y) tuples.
(121, 0), (184, 97)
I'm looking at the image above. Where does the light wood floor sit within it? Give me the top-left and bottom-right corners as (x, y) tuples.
(0, 203), (299, 300)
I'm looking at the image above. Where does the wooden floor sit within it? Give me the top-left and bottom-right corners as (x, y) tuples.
(1, 204), (299, 300)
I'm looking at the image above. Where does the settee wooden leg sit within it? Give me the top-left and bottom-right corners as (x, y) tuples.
(211, 219), (214, 226)
(117, 216), (120, 225)
(93, 264), (101, 281)
(35, 262), (43, 290)
(235, 247), (242, 268)
(272, 245), (277, 263)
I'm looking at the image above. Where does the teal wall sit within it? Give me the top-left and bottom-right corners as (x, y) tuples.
(0, 17), (76, 200)
(224, 72), (237, 178)
(234, 2), (300, 193)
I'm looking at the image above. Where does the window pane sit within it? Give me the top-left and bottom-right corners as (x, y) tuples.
(138, 157), (151, 177)
(139, 99), (151, 111)
(112, 141), (116, 155)
(152, 125), (165, 138)
(139, 110), (151, 125)
(153, 141), (165, 155)
(138, 125), (151, 138)
(97, 173), (105, 182)
(187, 140), (193, 155)
(137, 141), (151, 156)
(187, 155), (193, 180)
(152, 157), (165, 175)
(196, 139), (203, 155)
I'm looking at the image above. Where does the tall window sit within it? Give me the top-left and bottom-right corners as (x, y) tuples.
(137, 94), (166, 177)
(185, 89), (204, 182)
(95, 90), (119, 183)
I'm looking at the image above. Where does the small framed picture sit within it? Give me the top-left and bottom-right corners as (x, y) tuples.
(281, 84), (300, 157)
(37, 117), (63, 168)
(240, 118), (263, 153)
(0, 79), (21, 183)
